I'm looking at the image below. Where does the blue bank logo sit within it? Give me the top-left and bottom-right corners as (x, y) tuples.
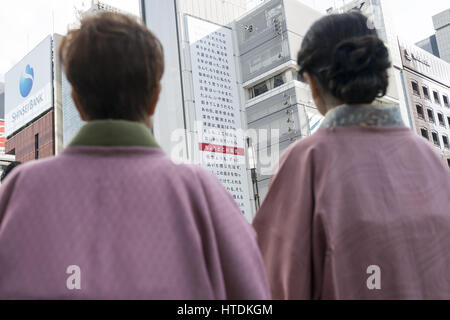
(19, 64), (34, 98)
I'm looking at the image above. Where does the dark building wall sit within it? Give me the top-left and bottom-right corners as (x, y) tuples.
(5, 111), (55, 163)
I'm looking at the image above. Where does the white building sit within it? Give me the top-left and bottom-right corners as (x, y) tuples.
(433, 9), (450, 63)
(398, 39), (450, 166)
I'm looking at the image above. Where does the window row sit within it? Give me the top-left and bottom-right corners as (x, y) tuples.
(411, 81), (449, 108)
(420, 128), (450, 149)
(248, 72), (287, 99)
(416, 104), (450, 127)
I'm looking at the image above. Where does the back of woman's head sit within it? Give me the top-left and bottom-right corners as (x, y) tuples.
(297, 11), (391, 105)
(59, 12), (164, 122)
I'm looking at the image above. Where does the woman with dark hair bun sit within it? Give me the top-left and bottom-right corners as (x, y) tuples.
(298, 11), (392, 108)
(253, 12), (450, 300)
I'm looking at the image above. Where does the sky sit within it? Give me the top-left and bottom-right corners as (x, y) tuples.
(0, 0), (449, 82)
(0, 0), (140, 82)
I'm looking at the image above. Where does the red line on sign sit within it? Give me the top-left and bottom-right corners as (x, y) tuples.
(199, 143), (245, 156)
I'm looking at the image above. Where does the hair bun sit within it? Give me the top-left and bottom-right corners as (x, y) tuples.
(327, 35), (391, 104)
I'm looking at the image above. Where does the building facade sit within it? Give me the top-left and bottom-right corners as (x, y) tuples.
(433, 9), (450, 64)
(141, 0), (417, 215)
(235, 0), (322, 203)
(399, 40), (450, 167)
(416, 34), (441, 58)
(5, 111), (55, 162)
(61, 71), (84, 148)
(416, 9), (450, 63)
(4, 35), (63, 163)
(141, 0), (324, 217)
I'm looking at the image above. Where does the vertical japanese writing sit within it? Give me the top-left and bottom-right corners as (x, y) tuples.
(187, 16), (251, 219)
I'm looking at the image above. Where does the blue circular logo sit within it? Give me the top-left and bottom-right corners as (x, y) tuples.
(19, 64), (34, 98)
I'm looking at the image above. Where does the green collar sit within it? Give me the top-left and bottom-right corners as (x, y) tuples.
(69, 120), (160, 148)
(320, 104), (405, 129)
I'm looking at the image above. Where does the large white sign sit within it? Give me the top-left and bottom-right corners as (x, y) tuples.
(186, 15), (252, 220)
(5, 36), (53, 137)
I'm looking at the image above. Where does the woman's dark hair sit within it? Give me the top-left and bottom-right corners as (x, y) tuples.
(297, 11), (391, 104)
(59, 12), (164, 122)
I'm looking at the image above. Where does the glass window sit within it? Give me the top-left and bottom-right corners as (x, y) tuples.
(34, 134), (39, 160)
(273, 73), (285, 88)
(416, 105), (424, 119)
(433, 91), (441, 105)
(443, 95), (449, 108)
(427, 109), (435, 123)
(421, 128), (429, 140)
(432, 132), (440, 146)
(438, 113), (445, 126)
(412, 81), (420, 96)
(250, 72), (288, 98)
(443, 135), (450, 149)
(422, 86), (430, 100)
(252, 81), (269, 98)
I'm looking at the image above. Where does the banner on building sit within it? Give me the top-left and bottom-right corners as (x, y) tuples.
(4, 36), (53, 137)
(186, 15), (252, 220)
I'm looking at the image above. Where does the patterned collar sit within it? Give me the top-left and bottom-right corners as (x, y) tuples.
(320, 104), (405, 129)
(69, 120), (160, 148)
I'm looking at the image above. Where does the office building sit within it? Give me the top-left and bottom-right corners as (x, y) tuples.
(433, 9), (450, 63)
(61, 71), (83, 148)
(4, 35), (64, 163)
(416, 35), (440, 58)
(235, 0), (322, 204)
(240, 0), (415, 205)
(398, 40), (450, 167)
(142, 0), (417, 216)
(416, 9), (450, 63)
